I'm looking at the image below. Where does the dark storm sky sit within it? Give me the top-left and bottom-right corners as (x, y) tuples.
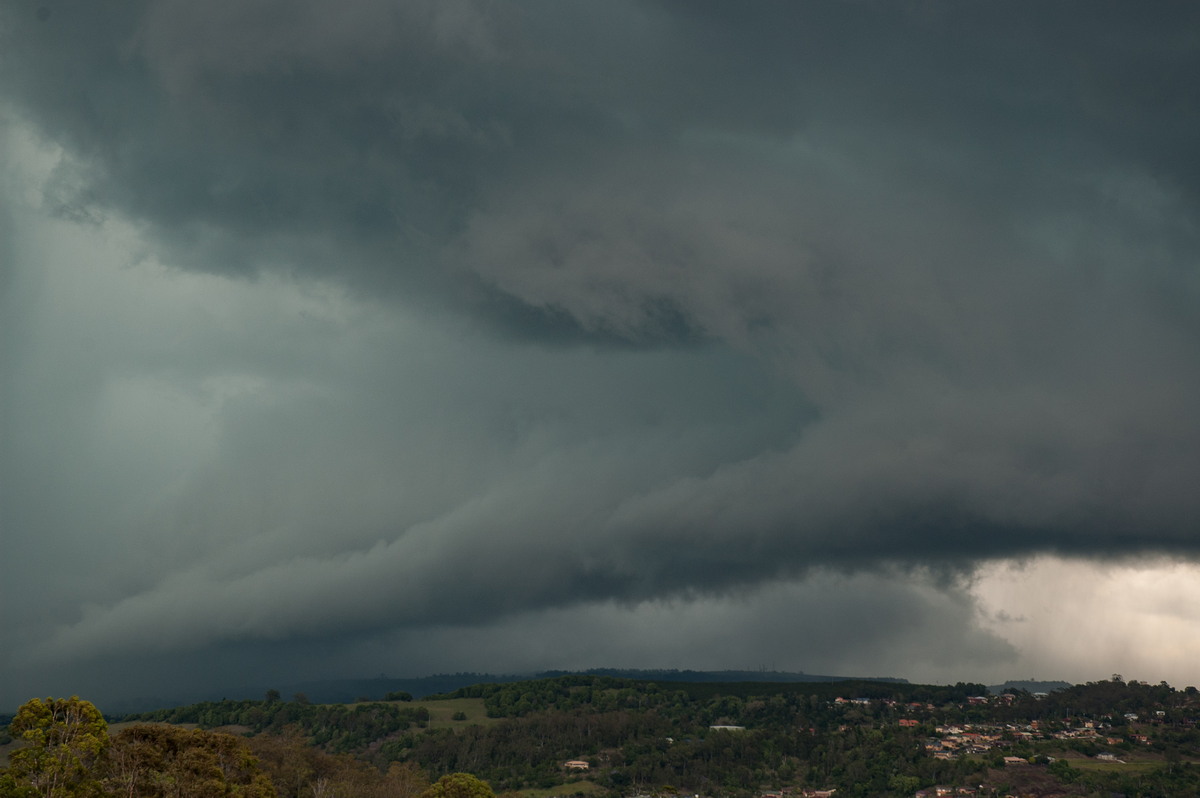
(2, 1), (1199, 709)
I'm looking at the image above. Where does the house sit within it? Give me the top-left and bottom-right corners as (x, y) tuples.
(899, 719), (920, 727)
(563, 760), (590, 770)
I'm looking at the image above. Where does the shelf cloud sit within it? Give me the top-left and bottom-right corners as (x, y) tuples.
(3, 1), (1199, 708)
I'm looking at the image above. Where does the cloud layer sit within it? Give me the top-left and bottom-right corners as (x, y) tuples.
(2, 1), (1199, 707)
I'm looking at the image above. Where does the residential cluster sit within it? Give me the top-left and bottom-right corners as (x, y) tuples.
(917, 712), (1179, 762)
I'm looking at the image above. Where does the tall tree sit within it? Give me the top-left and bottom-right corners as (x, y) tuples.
(5, 697), (109, 798)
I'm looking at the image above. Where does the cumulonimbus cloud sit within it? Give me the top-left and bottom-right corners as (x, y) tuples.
(3, 1), (1200, 688)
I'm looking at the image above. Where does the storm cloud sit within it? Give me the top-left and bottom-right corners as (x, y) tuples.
(2, 1), (1199, 707)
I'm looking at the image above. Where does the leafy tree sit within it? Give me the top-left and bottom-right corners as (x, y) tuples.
(0, 771), (36, 798)
(887, 773), (920, 794)
(419, 773), (494, 798)
(5, 697), (109, 798)
(105, 725), (276, 798)
(247, 734), (428, 798)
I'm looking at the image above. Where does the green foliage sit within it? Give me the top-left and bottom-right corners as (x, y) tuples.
(5, 697), (109, 798)
(0, 697), (280, 798)
(1047, 757), (1078, 782)
(887, 773), (920, 794)
(246, 733), (429, 798)
(0, 771), (38, 798)
(105, 725), (276, 798)
(126, 699), (427, 753)
(419, 773), (494, 798)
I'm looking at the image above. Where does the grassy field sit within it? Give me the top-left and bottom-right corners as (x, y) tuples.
(377, 697), (500, 730)
(1060, 756), (1162, 773)
(107, 720), (201, 732)
(512, 780), (607, 798)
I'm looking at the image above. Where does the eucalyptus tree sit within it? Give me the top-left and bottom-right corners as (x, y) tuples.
(4, 697), (109, 798)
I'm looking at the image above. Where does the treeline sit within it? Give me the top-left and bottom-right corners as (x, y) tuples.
(127, 698), (430, 753)
(995, 677), (1200, 721)
(536, 669), (908, 686)
(441, 674), (989, 719)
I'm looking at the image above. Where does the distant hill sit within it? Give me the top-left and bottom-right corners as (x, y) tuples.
(106, 668), (910, 713)
(277, 668), (908, 705)
(547, 667), (909, 685)
(987, 679), (1073, 694)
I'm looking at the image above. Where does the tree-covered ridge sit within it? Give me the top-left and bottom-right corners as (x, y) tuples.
(12, 676), (1200, 797)
(440, 674), (990, 720)
(125, 699), (430, 754)
(1007, 676), (1199, 720)
(412, 676), (997, 793)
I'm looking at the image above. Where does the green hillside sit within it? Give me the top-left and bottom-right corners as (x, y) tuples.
(8, 676), (1200, 797)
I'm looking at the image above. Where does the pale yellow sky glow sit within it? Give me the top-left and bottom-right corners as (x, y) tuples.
(974, 556), (1200, 689)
